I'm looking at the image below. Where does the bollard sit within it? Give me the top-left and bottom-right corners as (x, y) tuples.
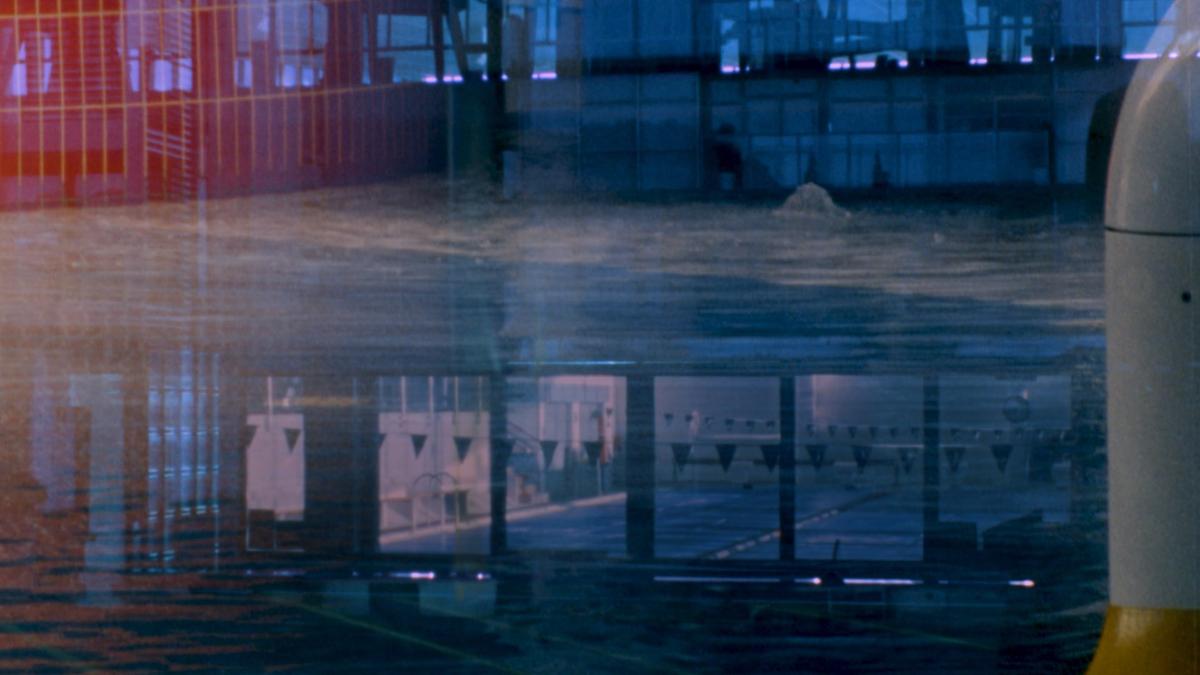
(1091, 16), (1200, 672)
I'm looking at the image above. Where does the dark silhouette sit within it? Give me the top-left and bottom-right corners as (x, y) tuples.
(712, 124), (744, 192)
(872, 150), (891, 190)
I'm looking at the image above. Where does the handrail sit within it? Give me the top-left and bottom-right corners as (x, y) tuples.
(506, 420), (543, 455)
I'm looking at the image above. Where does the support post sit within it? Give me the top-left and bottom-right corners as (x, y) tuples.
(122, 346), (149, 567)
(779, 376), (796, 561)
(350, 377), (379, 556)
(486, 0), (506, 178)
(432, 3), (446, 81)
(921, 374), (940, 560)
(489, 374), (509, 556)
(625, 375), (655, 560)
(442, 0), (471, 78)
(303, 377), (363, 554)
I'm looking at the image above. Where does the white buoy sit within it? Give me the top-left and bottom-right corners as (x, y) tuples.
(1092, 4), (1200, 670)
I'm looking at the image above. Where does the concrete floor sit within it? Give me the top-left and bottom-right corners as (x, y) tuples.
(0, 179), (1102, 373)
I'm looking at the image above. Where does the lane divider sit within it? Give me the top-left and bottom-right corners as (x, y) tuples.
(704, 491), (891, 560)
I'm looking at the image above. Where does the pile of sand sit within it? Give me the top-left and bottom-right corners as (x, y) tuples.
(773, 183), (850, 220)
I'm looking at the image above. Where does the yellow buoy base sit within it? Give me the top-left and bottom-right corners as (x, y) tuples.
(1088, 605), (1200, 674)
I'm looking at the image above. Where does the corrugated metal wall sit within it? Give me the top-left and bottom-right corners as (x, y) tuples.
(0, 0), (444, 209)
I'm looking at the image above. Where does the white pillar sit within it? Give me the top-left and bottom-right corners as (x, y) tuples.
(570, 401), (581, 453)
(1091, 34), (1200, 671)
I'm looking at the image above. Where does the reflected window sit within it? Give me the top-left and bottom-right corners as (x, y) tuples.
(244, 376), (306, 552)
(377, 376), (491, 556)
(275, 0), (328, 88)
(504, 376), (626, 554)
(655, 377), (780, 560)
(126, 6), (194, 94)
(1122, 0), (1175, 57)
(236, 0), (269, 89)
(145, 350), (221, 565)
(503, 0), (557, 79)
(236, 0), (326, 89)
(406, 375), (431, 412)
(5, 34), (52, 97)
(373, 13), (436, 83)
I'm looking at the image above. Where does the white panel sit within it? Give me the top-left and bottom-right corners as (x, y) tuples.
(246, 413), (305, 518)
(1106, 231), (1200, 609)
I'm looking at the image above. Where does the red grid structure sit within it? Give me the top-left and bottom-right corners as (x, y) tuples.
(0, 0), (444, 209)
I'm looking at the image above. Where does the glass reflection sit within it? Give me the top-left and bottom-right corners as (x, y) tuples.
(655, 376), (781, 560)
(376, 376), (491, 555)
(0, 0), (1130, 659)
